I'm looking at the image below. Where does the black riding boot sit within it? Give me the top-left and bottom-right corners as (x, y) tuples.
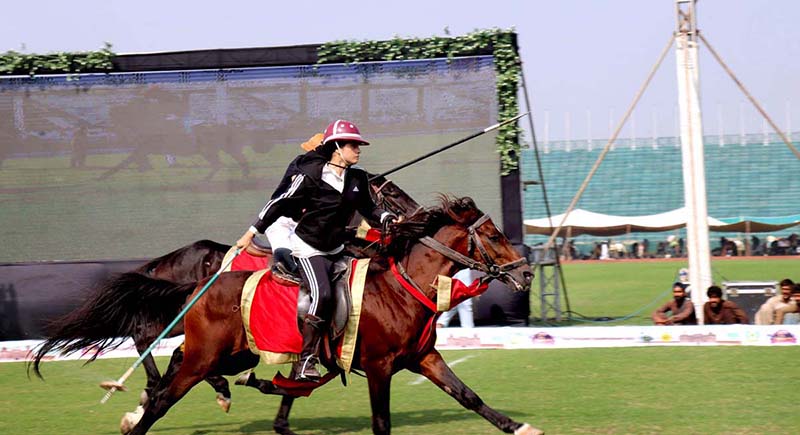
(293, 314), (325, 382)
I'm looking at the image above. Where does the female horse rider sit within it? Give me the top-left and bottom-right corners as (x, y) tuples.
(236, 120), (395, 382)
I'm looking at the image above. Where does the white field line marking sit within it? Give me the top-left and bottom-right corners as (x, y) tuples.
(409, 354), (476, 385)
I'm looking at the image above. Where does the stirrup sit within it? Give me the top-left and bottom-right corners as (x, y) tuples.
(294, 356), (321, 382)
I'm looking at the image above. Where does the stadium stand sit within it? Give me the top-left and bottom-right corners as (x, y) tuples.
(521, 132), (800, 256)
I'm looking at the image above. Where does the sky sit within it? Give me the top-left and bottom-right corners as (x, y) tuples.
(4, 0), (800, 142)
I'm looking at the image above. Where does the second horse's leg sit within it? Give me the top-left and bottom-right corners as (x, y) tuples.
(205, 375), (232, 413)
(134, 336), (162, 406)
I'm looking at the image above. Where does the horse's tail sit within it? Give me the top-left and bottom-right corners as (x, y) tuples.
(28, 272), (196, 378)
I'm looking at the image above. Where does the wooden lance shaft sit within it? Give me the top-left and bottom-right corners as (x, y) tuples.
(100, 248), (242, 404)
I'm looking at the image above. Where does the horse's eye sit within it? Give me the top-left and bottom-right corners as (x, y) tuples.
(204, 261), (212, 267)
(488, 234), (501, 242)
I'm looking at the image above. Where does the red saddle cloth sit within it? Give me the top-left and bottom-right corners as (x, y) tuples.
(227, 249), (304, 355)
(230, 250), (270, 272)
(247, 270), (303, 354)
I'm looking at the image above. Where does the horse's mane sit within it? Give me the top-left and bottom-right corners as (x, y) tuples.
(383, 195), (482, 259)
(137, 239), (229, 273)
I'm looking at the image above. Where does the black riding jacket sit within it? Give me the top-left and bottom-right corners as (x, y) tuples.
(251, 150), (387, 253)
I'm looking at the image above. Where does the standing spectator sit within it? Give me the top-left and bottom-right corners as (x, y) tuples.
(703, 286), (749, 324)
(652, 282), (697, 325)
(774, 285), (800, 325)
(754, 279), (794, 325)
(436, 269), (484, 328)
(437, 299), (474, 328)
(750, 236), (762, 256)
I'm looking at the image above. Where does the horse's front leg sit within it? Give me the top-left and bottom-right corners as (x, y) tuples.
(365, 360), (394, 435)
(273, 395), (297, 435)
(413, 350), (543, 435)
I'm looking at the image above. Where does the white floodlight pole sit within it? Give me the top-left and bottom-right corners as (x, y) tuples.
(675, 0), (712, 323)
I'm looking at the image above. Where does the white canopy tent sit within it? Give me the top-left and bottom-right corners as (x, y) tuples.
(525, 208), (726, 237)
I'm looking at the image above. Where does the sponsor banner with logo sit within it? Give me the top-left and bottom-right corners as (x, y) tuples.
(3, 325), (799, 363)
(0, 337), (185, 364)
(434, 325), (800, 350)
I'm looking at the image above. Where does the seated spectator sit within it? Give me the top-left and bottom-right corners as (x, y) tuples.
(774, 284), (800, 325)
(631, 242), (640, 259)
(754, 279), (794, 325)
(652, 282), (697, 325)
(703, 286), (749, 324)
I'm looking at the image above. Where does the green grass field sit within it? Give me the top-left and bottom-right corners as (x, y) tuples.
(2, 347), (798, 434)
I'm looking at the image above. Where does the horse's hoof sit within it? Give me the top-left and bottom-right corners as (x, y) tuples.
(120, 405), (144, 434)
(515, 423), (544, 435)
(234, 370), (253, 386)
(216, 392), (232, 413)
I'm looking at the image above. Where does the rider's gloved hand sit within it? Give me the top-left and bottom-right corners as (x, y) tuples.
(383, 213), (401, 225)
(236, 231), (255, 250)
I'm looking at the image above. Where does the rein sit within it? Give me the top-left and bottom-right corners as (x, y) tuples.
(386, 212), (526, 353)
(389, 213), (527, 309)
(419, 214), (527, 282)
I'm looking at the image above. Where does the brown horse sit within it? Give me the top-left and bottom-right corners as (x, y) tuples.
(31, 174), (421, 412)
(123, 197), (541, 435)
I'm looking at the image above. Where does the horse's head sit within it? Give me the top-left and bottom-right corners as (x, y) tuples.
(368, 174), (423, 218)
(389, 196), (533, 292)
(143, 240), (228, 282)
(441, 197), (533, 292)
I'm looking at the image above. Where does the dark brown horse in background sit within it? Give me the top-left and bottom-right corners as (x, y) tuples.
(120, 197), (541, 435)
(28, 239), (235, 407)
(30, 175), (420, 411)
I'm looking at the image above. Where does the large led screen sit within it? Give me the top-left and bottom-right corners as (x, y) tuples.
(0, 56), (500, 262)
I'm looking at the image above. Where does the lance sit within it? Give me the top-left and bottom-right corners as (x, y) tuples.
(99, 248), (242, 404)
(370, 112), (530, 180)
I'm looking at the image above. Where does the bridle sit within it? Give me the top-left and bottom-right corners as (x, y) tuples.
(418, 213), (528, 287)
(386, 210), (529, 352)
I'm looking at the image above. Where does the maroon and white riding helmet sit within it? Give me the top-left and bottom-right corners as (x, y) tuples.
(322, 120), (370, 145)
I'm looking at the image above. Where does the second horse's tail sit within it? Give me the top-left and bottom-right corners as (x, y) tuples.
(28, 272), (196, 378)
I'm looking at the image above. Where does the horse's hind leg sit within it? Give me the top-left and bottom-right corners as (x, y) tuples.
(205, 375), (232, 413)
(224, 146), (250, 177)
(125, 349), (213, 435)
(136, 341), (232, 413)
(412, 350), (543, 435)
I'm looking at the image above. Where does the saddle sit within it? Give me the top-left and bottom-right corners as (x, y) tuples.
(239, 254), (360, 373)
(275, 255), (354, 343)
